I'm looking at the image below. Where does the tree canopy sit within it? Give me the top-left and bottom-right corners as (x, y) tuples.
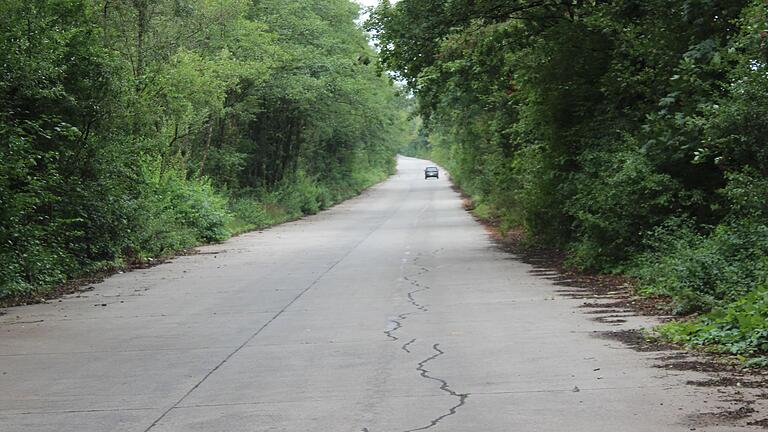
(0, 0), (412, 300)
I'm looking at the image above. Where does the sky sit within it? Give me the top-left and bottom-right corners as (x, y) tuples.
(354, 0), (389, 28)
(354, 0), (397, 22)
(356, 0), (399, 8)
(356, 0), (383, 6)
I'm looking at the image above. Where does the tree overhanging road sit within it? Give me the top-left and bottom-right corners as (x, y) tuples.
(1, 156), (764, 431)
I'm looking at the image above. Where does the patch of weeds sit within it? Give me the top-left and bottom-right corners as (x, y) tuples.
(656, 285), (768, 364)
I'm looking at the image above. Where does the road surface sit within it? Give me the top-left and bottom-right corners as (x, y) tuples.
(1, 156), (764, 431)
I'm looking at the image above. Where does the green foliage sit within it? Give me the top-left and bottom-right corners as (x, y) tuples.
(226, 196), (272, 235)
(373, 0), (768, 353)
(568, 143), (680, 270)
(129, 158), (231, 259)
(631, 172), (768, 313)
(632, 218), (768, 314)
(659, 284), (768, 356)
(398, 118), (431, 160)
(0, 0), (408, 300)
(226, 159), (393, 236)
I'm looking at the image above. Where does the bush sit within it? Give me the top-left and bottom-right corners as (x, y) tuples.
(126, 158), (231, 260)
(509, 143), (572, 247)
(629, 172), (768, 315)
(227, 196), (272, 234)
(224, 159), (392, 237)
(659, 284), (768, 355)
(0, 154), (233, 300)
(631, 217), (768, 314)
(566, 144), (680, 270)
(173, 178), (231, 243)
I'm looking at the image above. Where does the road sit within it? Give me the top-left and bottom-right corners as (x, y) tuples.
(1, 156), (764, 431)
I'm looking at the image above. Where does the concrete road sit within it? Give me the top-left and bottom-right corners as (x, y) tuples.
(1, 156), (764, 432)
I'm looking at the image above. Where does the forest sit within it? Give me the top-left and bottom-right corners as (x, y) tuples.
(0, 0), (411, 302)
(371, 0), (768, 359)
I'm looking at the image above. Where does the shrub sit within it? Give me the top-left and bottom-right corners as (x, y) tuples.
(659, 283), (768, 355)
(172, 178), (231, 243)
(509, 143), (572, 246)
(630, 172), (768, 314)
(272, 171), (322, 217)
(631, 217), (768, 314)
(127, 157), (231, 260)
(228, 196), (272, 234)
(566, 144), (680, 271)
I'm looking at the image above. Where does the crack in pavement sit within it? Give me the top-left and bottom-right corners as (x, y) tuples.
(403, 260), (431, 312)
(385, 265), (430, 342)
(385, 313), (411, 342)
(403, 276), (429, 312)
(406, 291), (429, 312)
(377, 260), (467, 432)
(403, 344), (469, 432)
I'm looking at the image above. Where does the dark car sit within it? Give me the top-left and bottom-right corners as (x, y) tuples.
(424, 166), (439, 179)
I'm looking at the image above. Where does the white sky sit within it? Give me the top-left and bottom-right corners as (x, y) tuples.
(354, 0), (388, 27)
(356, 0), (398, 8)
(354, 0), (397, 22)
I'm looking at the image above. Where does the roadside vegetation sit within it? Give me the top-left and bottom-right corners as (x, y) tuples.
(370, 1), (768, 359)
(0, 0), (412, 303)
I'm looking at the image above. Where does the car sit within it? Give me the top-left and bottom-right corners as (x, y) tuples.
(424, 166), (439, 179)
